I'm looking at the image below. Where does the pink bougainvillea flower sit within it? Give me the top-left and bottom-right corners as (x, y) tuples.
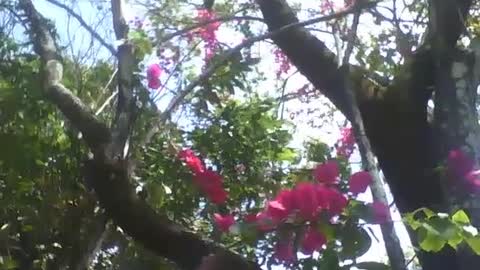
(447, 148), (474, 178)
(292, 182), (320, 221)
(206, 185), (228, 204)
(313, 160), (339, 184)
(465, 170), (480, 189)
(371, 201), (391, 224)
(146, 63), (162, 89)
(301, 226), (326, 255)
(194, 170), (227, 204)
(195, 170), (223, 188)
(255, 211), (278, 232)
(213, 213), (235, 232)
(274, 48), (291, 78)
(177, 149), (228, 204)
(267, 200), (290, 221)
(244, 213), (258, 224)
(274, 240), (295, 262)
(148, 78), (161, 89)
(178, 149), (205, 174)
(276, 189), (295, 209)
(195, 8), (220, 62)
(349, 171), (372, 195)
(324, 188), (348, 216)
(336, 127), (356, 159)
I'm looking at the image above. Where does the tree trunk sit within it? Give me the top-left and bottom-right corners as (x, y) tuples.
(256, 0), (480, 269)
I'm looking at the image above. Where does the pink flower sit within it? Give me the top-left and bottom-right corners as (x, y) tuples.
(447, 149), (474, 178)
(267, 201), (290, 221)
(147, 78), (161, 89)
(274, 48), (291, 78)
(195, 170), (227, 204)
(178, 149), (205, 174)
(255, 211), (277, 231)
(349, 171), (372, 195)
(206, 185), (228, 204)
(465, 170), (480, 189)
(213, 213), (235, 232)
(371, 201), (391, 224)
(301, 226), (326, 255)
(313, 160), (339, 184)
(244, 213), (258, 224)
(274, 240), (295, 262)
(146, 64), (162, 89)
(336, 127), (355, 159)
(316, 187), (348, 216)
(195, 170), (223, 187)
(292, 182), (320, 221)
(196, 8), (220, 62)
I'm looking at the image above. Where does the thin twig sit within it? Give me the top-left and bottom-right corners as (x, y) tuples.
(159, 15), (265, 44)
(45, 0), (116, 54)
(342, 11), (360, 65)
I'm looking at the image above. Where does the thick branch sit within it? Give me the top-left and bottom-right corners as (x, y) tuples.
(255, 0), (380, 118)
(110, 0), (136, 158)
(19, 0), (111, 150)
(84, 158), (260, 270)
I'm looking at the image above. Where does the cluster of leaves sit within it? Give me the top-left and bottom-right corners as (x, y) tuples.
(405, 208), (480, 255)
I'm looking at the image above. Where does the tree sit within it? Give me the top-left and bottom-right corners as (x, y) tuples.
(3, 0), (480, 269)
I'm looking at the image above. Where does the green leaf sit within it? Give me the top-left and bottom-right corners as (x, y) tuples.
(466, 236), (480, 255)
(0, 256), (18, 269)
(422, 208), (436, 218)
(318, 222), (336, 241)
(276, 148), (297, 161)
(418, 227), (446, 252)
(319, 248), (341, 270)
(404, 212), (422, 230)
(340, 225), (372, 259)
(452, 210), (470, 224)
(354, 261), (390, 270)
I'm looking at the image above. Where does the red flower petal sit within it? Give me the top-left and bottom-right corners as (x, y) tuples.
(213, 213), (235, 232)
(301, 226), (326, 255)
(349, 171), (372, 195)
(313, 160), (339, 184)
(447, 149), (474, 178)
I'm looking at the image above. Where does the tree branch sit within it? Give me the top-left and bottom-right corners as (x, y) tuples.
(109, 0), (136, 158)
(255, 0), (382, 118)
(45, 0), (116, 55)
(19, 0), (111, 150)
(340, 10), (407, 270)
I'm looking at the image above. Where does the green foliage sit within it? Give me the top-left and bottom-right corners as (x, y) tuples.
(404, 208), (480, 254)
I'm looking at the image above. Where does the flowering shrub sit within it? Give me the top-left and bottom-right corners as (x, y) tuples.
(176, 145), (389, 263)
(196, 8), (221, 61)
